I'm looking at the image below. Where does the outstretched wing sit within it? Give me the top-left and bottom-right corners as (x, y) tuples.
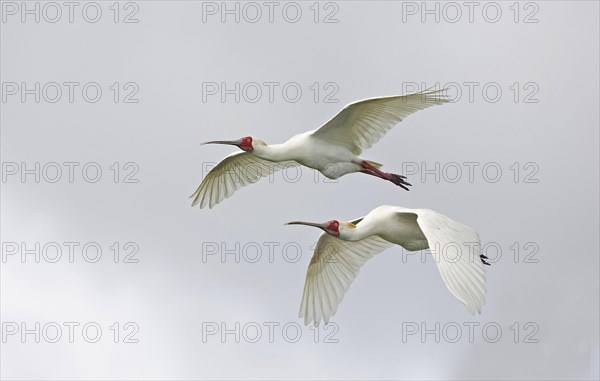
(299, 219), (393, 326)
(311, 88), (450, 155)
(415, 209), (487, 314)
(190, 152), (297, 209)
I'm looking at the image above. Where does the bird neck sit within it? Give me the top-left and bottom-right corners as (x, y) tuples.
(339, 222), (373, 242)
(253, 143), (290, 162)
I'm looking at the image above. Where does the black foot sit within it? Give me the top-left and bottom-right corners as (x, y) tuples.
(389, 174), (412, 191)
(480, 254), (491, 266)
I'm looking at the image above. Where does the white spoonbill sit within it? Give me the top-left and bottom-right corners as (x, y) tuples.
(191, 88), (449, 209)
(287, 205), (490, 325)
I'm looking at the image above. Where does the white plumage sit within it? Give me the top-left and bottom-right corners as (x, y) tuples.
(288, 205), (489, 325)
(191, 88), (449, 208)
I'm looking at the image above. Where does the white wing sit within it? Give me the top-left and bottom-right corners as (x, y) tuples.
(190, 152), (296, 209)
(311, 88), (449, 155)
(299, 220), (393, 326)
(415, 209), (486, 314)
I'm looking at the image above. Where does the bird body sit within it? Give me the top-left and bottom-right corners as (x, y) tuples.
(252, 131), (365, 179)
(191, 88), (449, 208)
(336, 205), (430, 246)
(287, 205), (489, 325)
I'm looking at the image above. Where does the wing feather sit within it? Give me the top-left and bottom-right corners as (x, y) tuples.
(415, 209), (487, 314)
(311, 88), (450, 155)
(299, 231), (393, 325)
(190, 152), (297, 209)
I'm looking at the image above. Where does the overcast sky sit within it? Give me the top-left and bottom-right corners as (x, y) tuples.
(1, 1), (599, 379)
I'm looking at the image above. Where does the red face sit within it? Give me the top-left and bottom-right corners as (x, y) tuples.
(239, 136), (253, 152)
(325, 220), (340, 236)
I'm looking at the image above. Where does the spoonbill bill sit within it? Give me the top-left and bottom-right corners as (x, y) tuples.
(287, 205), (489, 325)
(191, 88), (449, 209)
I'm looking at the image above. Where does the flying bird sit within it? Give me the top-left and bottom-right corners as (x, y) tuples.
(191, 88), (449, 209)
(287, 205), (489, 325)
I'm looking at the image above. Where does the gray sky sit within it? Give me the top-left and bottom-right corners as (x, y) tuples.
(1, 1), (599, 379)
